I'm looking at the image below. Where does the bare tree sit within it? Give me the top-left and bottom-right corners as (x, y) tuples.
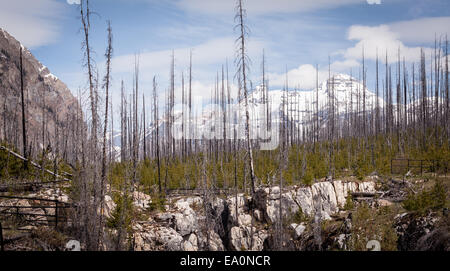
(19, 47), (28, 170)
(99, 20), (113, 248)
(153, 77), (162, 193)
(375, 50), (380, 134)
(446, 36), (449, 141)
(235, 0), (256, 194)
(420, 48), (427, 150)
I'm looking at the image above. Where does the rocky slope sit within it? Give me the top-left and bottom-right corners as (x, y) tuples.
(0, 28), (80, 158)
(131, 179), (377, 251)
(1, 179), (377, 250)
(2, 177), (448, 251)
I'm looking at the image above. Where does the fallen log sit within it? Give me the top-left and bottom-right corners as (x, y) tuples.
(354, 197), (375, 201)
(0, 146), (71, 182)
(0, 183), (39, 193)
(389, 178), (408, 185)
(0, 177), (72, 192)
(3, 233), (30, 244)
(351, 192), (376, 198)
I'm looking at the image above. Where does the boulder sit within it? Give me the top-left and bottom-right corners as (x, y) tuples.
(197, 230), (225, 251)
(264, 187), (299, 224)
(182, 233), (198, 251)
(103, 195), (116, 219)
(254, 209), (263, 221)
(173, 200), (198, 236)
(377, 199), (393, 207)
(227, 193), (248, 225)
(132, 190), (151, 210)
(395, 212), (441, 251)
(290, 223), (306, 239)
(293, 187), (314, 216)
(183, 196), (203, 207)
(311, 182), (338, 218)
(229, 226), (267, 251)
(336, 233), (350, 250)
(134, 225), (183, 251)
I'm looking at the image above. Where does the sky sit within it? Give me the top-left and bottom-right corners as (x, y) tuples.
(1, 0), (450, 110)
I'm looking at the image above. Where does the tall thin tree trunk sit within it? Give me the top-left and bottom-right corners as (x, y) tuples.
(235, 0), (256, 194)
(19, 47), (28, 170)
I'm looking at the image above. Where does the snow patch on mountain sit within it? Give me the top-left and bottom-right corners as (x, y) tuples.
(110, 73), (387, 158)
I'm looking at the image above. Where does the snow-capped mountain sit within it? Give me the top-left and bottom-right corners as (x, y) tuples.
(110, 73), (386, 157)
(243, 73), (385, 127)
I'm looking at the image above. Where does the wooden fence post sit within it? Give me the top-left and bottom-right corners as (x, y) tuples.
(0, 221), (4, 251)
(55, 201), (58, 230)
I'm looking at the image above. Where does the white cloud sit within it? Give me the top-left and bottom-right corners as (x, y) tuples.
(113, 37), (234, 74)
(173, 80), (239, 105)
(271, 16), (449, 91)
(367, 0), (381, 4)
(111, 36), (264, 81)
(340, 17), (450, 64)
(0, 0), (65, 48)
(174, 0), (364, 15)
(343, 24), (432, 63)
(389, 17), (450, 43)
(67, 0), (80, 4)
(267, 60), (362, 89)
(268, 64), (329, 90)
(108, 36), (264, 112)
(330, 59), (360, 72)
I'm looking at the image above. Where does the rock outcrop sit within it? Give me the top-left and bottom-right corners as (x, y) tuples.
(0, 178), (378, 251)
(133, 223), (184, 251)
(131, 180), (377, 251)
(395, 211), (449, 251)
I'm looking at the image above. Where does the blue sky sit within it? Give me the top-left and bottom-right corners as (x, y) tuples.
(1, 0), (450, 106)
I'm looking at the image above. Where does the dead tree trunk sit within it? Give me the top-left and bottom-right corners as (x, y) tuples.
(19, 47), (28, 170)
(235, 0), (256, 194)
(153, 77), (162, 194)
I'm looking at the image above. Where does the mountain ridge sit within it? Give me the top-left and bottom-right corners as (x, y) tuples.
(0, 28), (81, 160)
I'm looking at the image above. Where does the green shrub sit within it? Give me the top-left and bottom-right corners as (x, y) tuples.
(344, 193), (354, 210)
(107, 191), (133, 232)
(301, 169), (314, 186)
(0, 142), (74, 182)
(149, 195), (166, 212)
(104, 128), (449, 191)
(403, 180), (447, 214)
(292, 208), (309, 224)
(0, 143), (31, 179)
(349, 203), (398, 251)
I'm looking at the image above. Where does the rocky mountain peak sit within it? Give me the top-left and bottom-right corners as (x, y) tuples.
(0, 28), (81, 159)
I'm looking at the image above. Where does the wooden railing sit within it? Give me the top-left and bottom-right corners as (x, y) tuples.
(0, 221), (4, 251)
(391, 159), (449, 175)
(0, 195), (73, 231)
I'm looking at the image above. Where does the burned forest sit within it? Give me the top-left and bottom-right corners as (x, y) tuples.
(0, 0), (449, 252)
